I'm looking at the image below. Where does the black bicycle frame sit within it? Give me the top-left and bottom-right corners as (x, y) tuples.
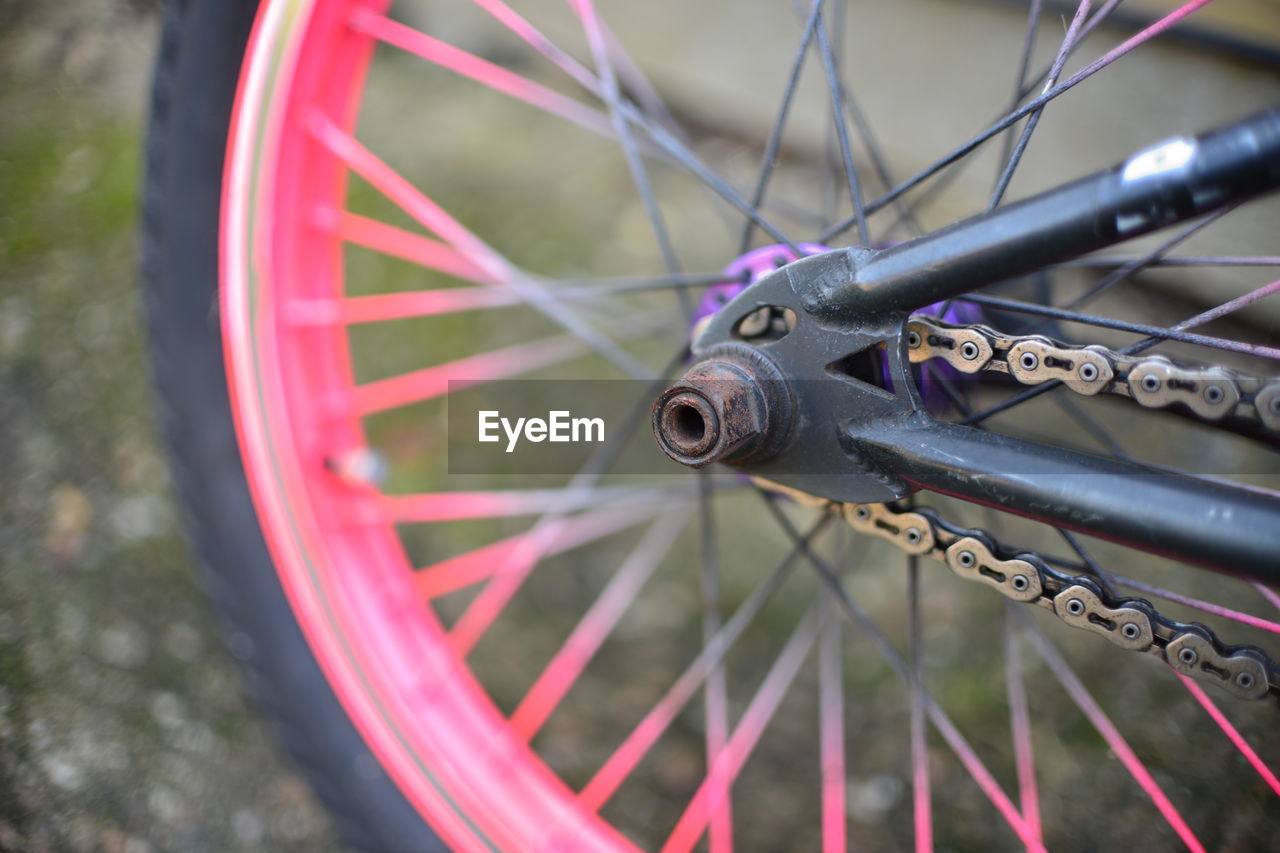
(679, 106), (1280, 582)
(818, 106), (1280, 318)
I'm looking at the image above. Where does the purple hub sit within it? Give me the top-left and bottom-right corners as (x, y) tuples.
(701, 244), (982, 411)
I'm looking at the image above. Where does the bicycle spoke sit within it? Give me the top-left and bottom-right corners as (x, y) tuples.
(994, 0), (1044, 179)
(510, 509), (687, 741)
(1002, 606), (1042, 846)
(661, 604), (825, 853)
(624, 103), (803, 252)
(820, 0), (1221, 243)
(325, 210), (499, 284)
(351, 333), (588, 415)
(1015, 611), (1207, 852)
(756, 495), (1044, 850)
(740, 0), (823, 255)
(596, 13), (682, 135)
(1060, 255), (1280, 268)
(908, 554), (933, 853)
(577, 514), (834, 813)
(308, 113), (655, 378)
(350, 7), (614, 139)
(1103, 574), (1280, 636)
(814, 10), (869, 245)
(468, 0), (598, 91)
(961, 276), (1280, 424)
(1176, 674), (1280, 798)
(1064, 205), (1237, 311)
(1253, 582), (1280, 612)
(1055, 526), (1125, 600)
(951, 292), (1280, 359)
(989, 0), (1092, 211)
(819, 595), (847, 853)
(572, 0), (688, 317)
(694, 469), (733, 853)
(289, 271), (733, 325)
(1053, 395), (1130, 459)
(380, 485), (663, 523)
(414, 501), (660, 599)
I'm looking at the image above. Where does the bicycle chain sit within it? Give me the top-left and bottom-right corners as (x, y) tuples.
(841, 500), (1280, 701)
(907, 315), (1280, 433)
(756, 478), (1277, 700)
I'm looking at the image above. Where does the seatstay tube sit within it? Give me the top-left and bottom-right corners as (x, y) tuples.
(833, 107), (1280, 315)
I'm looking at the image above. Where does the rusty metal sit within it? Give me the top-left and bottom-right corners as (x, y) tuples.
(652, 343), (794, 468)
(824, 495), (1280, 700)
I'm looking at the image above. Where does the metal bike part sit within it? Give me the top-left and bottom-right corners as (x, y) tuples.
(909, 315), (1280, 444)
(831, 497), (1280, 700)
(652, 343), (794, 467)
(804, 107), (1280, 320)
(675, 249), (920, 503)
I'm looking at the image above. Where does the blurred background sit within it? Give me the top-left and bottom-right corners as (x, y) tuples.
(3, 1), (1280, 851)
(0, 2), (343, 849)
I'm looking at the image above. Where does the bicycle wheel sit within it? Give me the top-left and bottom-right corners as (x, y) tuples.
(144, 0), (1280, 850)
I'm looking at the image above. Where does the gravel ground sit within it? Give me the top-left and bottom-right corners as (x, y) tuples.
(0, 3), (342, 849)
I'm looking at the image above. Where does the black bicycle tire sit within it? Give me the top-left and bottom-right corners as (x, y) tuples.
(141, 0), (446, 849)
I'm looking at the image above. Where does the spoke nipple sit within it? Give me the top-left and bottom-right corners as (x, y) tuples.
(325, 447), (388, 487)
(1178, 647), (1198, 666)
(956, 550), (976, 569)
(1010, 574), (1029, 592)
(1019, 352), (1039, 371)
(960, 341), (980, 361)
(1121, 622), (1141, 640)
(1065, 597), (1086, 617)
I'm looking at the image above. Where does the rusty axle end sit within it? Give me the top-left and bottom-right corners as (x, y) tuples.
(652, 346), (793, 469)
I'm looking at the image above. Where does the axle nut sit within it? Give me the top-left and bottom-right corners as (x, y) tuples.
(653, 345), (793, 468)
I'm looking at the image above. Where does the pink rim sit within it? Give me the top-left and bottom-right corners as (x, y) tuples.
(221, 1), (636, 848)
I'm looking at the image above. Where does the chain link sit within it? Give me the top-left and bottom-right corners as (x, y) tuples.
(907, 316), (1280, 432)
(840, 498), (1278, 700)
